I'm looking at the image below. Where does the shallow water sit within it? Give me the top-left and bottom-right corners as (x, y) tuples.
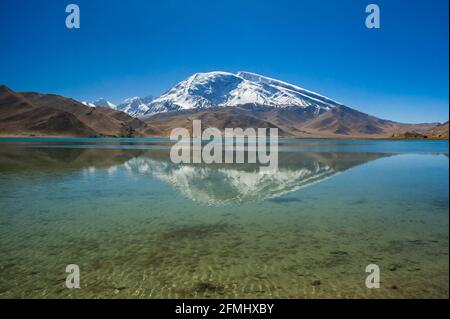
(0, 139), (448, 298)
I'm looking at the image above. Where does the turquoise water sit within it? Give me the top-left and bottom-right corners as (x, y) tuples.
(0, 139), (448, 298)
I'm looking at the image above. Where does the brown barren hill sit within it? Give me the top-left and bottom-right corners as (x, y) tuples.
(147, 106), (288, 137)
(426, 121), (449, 139)
(0, 86), (159, 137)
(145, 104), (441, 139)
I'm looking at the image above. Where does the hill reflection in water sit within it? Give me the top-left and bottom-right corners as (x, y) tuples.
(0, 140), (447, 298)
(0, 146), (390, 205)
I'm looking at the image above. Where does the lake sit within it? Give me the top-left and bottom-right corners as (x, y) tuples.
(0, 138), (448, 298)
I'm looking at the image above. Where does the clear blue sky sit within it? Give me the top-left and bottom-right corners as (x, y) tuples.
(1, 0), (448, 123)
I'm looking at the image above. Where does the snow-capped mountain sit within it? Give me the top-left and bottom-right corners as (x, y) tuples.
(116, 96), (155, 117)
(81, 101), (95, 107)
(86, 71), (342, 117)
(82, 98), (116, 109)
(93, 98), (117, 109)
(142, 71), (342, 116)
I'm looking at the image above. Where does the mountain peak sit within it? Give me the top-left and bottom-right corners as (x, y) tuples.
(116, 96), (155, 117)
(124, 96), (141, 103)
(105, 71), (343, 117)
(92, 98), (117, 109)
(142, 71), (340, 116)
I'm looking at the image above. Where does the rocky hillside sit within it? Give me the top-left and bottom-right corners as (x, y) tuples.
(0, 86), (160, 137)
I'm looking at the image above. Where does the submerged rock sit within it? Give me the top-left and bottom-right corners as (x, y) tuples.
(311, 279), (321, 286)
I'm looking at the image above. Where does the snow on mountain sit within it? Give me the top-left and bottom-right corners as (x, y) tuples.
(82, 99), (116, 109)
(93, 98), (117, 109)
(143, 71), (342, 116)
(93, 71), (343, 117)
(81, 101), (96, 107)
(116, 96), (155, 117)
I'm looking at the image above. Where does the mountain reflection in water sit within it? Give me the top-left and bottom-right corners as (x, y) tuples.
(0, 140), (447, 299)
(0, 147), (390, 205)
